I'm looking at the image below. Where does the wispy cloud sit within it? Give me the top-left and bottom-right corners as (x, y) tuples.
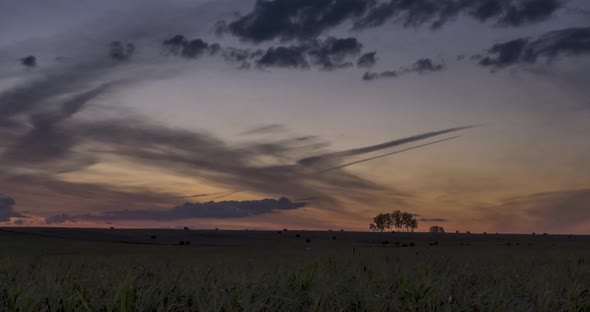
(477, 27), (590, 68)
(45, 197), (306, 223)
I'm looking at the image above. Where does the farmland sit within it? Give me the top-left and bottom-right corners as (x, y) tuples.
(1, 228), (590, 311)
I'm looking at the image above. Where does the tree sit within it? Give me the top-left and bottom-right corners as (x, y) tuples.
(429, 226), (445, 233)
(369, 213), (390, 232)
(391, 210), (403, 232)
(401, 212), (418, 232)
(410, 218), (418, 232)
(369, 211), (419, 232)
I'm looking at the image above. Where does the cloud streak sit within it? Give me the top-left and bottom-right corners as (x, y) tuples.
(363, 58), (444, 81)
(478, 27), (590, 68)
(45, 197), (306, 223)
(299, 126), (476, 166)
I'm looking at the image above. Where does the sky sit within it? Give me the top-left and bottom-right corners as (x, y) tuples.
(1, 0), (589, 233)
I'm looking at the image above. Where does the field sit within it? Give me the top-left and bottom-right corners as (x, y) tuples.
(1, 228), (590, 311)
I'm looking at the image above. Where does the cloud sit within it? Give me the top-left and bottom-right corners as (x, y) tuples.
(240, 124), (288, 136)
(419, 218), (449, 222)
(257, 46), (310, 68)
(354, 0), (564, 30)
(1, 83), (115, 168)
(45, 197), (306, 223)
(485, 188), (590, 232)
(20, 55), (37, 68)
(478, 27), (590, 68)
(357, 51), (377, 68)
(0, 15), (478, 222)
(45, 213), (75, 224)
(161, 35), (363, 71)
(223, 0), (565, 42)
(363, 58), (445, 80)
(109, 41), (135, 61)
(225, 0), (372, 43)
(256, 37), (364, 70)
(299, 125), (475, 166)
(162, 35), (219, 58)
(0, 195), (26, 222)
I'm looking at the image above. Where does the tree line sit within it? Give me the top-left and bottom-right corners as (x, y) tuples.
(369, 210), (418, 232)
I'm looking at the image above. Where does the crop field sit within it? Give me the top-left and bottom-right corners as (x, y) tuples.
(1, 228), (590, 311)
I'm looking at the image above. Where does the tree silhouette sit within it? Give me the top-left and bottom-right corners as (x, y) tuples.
(429, 225), (445, 233)
(369, 210), (418, 232)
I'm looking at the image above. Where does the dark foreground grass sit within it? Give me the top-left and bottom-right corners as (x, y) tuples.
(1, 229), (590, 311)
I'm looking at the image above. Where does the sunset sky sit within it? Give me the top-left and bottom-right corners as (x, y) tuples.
(1, 0), (589, 233)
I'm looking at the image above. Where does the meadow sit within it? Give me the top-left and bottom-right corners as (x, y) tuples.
(1, 227), (590, 311)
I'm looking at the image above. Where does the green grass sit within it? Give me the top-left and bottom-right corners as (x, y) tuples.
(1, 230), (590, 311)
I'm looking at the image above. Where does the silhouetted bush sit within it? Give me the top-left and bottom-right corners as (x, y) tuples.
(183, 227), (189, 230)
(305, 239), (311, 243)
(332, 236), (337, 240)
(179, 241), (185, 246)
(381, 241), (389, 245)
(151, 235), (157, 239)
(409, 242), (415, 247)
(295, 234), (301, 238)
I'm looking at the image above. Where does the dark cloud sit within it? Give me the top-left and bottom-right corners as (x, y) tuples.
(257, 37), (363, 70)
(0, 195), (26, 222)
(20, 55), (37, 68)
(307, 37), (363, 70)
(478, 27), (590, 68)
(419, 218), (449, 222)
(257, 46), (310, 68)
(363, 58), (444, 81)
(355, 0), (564, 30)
(224, 0), (564, 42)
(12, 219), (25, 225)
(161, 34), (364, 71)
(357, 51), (377, 68)
(109, 41), (135, 61)
(45, 197), (306, 223)
(45, 213), (75, 224)
(162, 35), (216, 58)
(225, 0), (372, 43)
(412, 58), (444, 72)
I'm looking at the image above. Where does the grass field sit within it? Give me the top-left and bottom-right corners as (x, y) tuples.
(1, 228), (590, 311)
